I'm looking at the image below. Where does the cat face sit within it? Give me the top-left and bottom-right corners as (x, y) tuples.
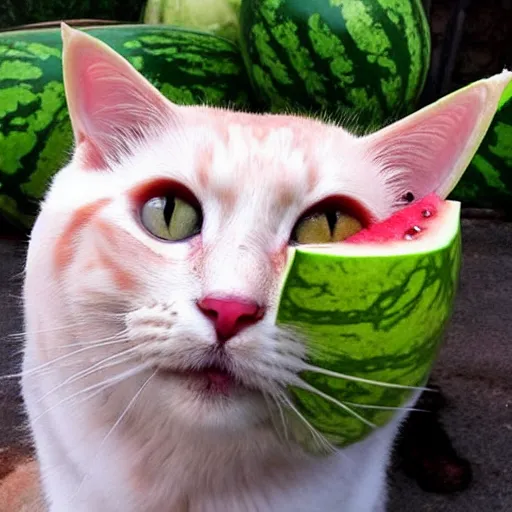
(23, 25), (502, 441)
(34, 97), (386, 433)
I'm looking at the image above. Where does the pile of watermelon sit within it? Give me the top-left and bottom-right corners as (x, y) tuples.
(0, 0), (510, 228)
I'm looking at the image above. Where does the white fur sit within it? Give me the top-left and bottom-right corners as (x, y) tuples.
(22, 25), (497, 512)
(21, 115), (416, 512)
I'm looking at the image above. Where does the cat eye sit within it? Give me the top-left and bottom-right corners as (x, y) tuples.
(141, 195), (202, 241)
(291, 209), (363, 244)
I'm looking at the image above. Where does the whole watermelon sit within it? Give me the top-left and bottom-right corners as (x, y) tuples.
(0, 23), (255, 229)
(239, 0), (431, 128)
(450, 81), (512, 212)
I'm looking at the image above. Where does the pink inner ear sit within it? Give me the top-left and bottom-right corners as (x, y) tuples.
(366, 86), (487, 202)
(63, 26), (174, 169)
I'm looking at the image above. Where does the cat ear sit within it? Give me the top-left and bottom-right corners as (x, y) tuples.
(360, 70), (512, 204)
(61, 23), (177, 169)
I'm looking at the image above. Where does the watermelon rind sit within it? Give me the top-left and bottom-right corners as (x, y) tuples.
(275, 200), (461, 450)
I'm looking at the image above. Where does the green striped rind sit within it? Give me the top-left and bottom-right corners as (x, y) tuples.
(239, 0), (430, 127)
(450, 81), (512, 211)
(0, 25), (255, 229)
(275, 216), (461, 450)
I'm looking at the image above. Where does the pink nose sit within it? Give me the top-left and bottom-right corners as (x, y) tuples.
(197, 296), (265, 343)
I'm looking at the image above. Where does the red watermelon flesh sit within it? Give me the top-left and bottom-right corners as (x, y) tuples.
(346, 194), (443, 244)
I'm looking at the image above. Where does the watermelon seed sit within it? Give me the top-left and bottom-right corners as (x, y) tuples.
(403, 192), (415, 202)
(422, 210), (432, 218)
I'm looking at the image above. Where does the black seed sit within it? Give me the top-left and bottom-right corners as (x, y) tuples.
(404, 192), (415, 202)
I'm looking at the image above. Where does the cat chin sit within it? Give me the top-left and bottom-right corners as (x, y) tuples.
(152, 370), (272, 434)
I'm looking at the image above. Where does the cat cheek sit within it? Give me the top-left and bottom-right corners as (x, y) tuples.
(53, 198), (112, 273)
(95, 250), (139, 292)
(185, 236), (206, 278)
(270, 244), (289, 274)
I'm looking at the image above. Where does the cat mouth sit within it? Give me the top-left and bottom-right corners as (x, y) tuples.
(157, 361), (247, 396)
(187, 365), (235, 395)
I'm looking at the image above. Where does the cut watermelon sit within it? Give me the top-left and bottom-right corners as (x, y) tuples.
(345, 194), (444, 246)
(275, 195), (461, 451)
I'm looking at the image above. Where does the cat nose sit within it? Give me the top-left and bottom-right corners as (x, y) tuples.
(197, 296), (265, 344)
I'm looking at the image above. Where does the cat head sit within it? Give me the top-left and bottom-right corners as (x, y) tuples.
(24, 24), (509, 441)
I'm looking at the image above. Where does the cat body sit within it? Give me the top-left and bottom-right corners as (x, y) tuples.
(22, 103), (404, 512)
(20, 24), (510, 512)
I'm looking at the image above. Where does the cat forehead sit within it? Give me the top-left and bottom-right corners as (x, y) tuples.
(204, 110), (342, 160)
(191, 116), (346, 209)
(207, 123), (314, 182)
(186, 111), (361, 200)
(49, 111), (368, 220)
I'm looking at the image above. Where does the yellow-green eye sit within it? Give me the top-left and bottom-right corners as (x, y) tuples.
(292, 210), (362, 244)
(141, 196), (202, 241)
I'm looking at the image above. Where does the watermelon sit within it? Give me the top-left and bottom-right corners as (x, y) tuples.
(450, 80), (512, 212)
(239, 0), (431, 128)
(0, 23), (255, 229)
(275, 195), (461, 451)
(144, 0), (242, 43)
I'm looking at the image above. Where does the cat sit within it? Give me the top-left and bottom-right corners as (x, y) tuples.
(19, 24), (510, 512)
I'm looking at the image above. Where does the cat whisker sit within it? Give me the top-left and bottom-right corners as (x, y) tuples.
(32, 364), (150, 425)
(8, 320), (94, 339)
(274, 390), (336, 455)
(263, 391), (290, 444)
(292, 377), (376, 429)
(69, 370), (157, 505)
(73, 307), (128, 319)
(36, 346), (140, 404)
(0, 331), (130, 380)
(43, 332), (130, 351)
(343, 401), (428, 413)
(89, 311), (127, 320)
(299, 362), (433, 392)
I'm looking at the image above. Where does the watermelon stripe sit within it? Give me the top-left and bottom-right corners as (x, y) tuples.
(373, 0), (430, 107)
(408, 0), (430, 103)
(276, 216), (460, 448)
(365, 0), (410, 112)
(334, 1), (397, 116)
(257, 10), (325, 110)
(240, 0), (431, 125)
(18, 109), (71, 201)
(0, 114), (70, 208)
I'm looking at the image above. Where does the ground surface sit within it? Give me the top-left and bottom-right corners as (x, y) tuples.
(0, 218), (510, 511)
